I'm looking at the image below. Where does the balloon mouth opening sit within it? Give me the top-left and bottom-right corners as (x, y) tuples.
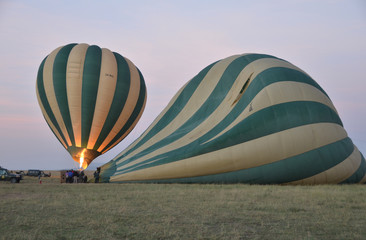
(67, 146), (101, 170)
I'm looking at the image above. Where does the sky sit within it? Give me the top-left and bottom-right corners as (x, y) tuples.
(0, 0), (365, 170)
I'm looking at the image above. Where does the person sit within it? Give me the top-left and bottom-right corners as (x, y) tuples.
(94, 168), (100, 183)
(68, 170), (73, 183)
(38, 171), (42, 184)
(73, 170), (78, 183)
(79, 170), (85, 183)
(65, 171), (69, 183)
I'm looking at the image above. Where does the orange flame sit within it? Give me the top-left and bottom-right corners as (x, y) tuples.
(79, 149), (87, 170)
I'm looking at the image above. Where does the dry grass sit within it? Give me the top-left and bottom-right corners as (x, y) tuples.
(1, 177), (365, 239)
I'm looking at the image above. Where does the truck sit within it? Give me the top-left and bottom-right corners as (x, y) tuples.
(0, 167), (22, 183)
(26, 169), (51, 177)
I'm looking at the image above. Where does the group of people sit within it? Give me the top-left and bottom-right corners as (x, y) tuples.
(65, 170), (87, 183)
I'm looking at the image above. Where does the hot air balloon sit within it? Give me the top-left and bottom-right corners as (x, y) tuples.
(100, 53), (366, 184)
(36, 43), (146, 169)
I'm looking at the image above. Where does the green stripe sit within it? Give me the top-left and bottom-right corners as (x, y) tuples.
(101, 68), (147, 153)
(200, 67), (333, 148)
(92, 53), (131, 150)
(100, 160), (117, 182)
(116, 101), (342, 174)
(201, 101), (342, 155)
(113, 59), (328, 166)
(53, 43), (77, 146)
(112, 138), (355, 184)
(115, 54), (276, 164)
(113, 61), (218, 159)
(114, 64), (335, 171)
(36, 57), (68, 147)
(81, 45), (102, 148)
(341, 151), (366, 183)
(105, 54), (360, 183)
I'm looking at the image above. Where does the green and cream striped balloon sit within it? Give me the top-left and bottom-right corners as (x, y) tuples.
(36, 43), (146, 169)
(100, 53), (365, 184)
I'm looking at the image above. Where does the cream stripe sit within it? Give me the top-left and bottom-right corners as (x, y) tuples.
(43, 46), (72, 146)
(359, 164), (366, 184)
(115, 57), (335, 171)
(117, 80), (337, 171)
(97, 57), (141, 152)
(114, 81), (189, 160)
(114, 54), (244, 162)
(87, 48), (118, 149)
(102, 93), (147, 153)
(36, 87), (68, 148)
(66, 43), (89, 147)
(357, 148), (366, 184)
(113, 57), (310, 163)
(111, 123), (347, 181)
(204, 82), (336, 144)
(286, 146), (362, 185)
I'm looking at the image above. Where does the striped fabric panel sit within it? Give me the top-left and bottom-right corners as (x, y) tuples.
(102, 53), (366, 184)
(92, 52), (131, 151)
(97, 57), (146, 153)
(113, 58), (333, 171)
(66, 43), (89, 147)
(114, 70), (337, 172)
(288, 146), (363, 184)
(113, 54), (277, 165)
(100, 69), (147, 153)
(36, 43), (146, 165)
(81, 45), (102, 148)
(53, 44), (78, 146)
(114, 101), (342, 175)
(112, 61), (218, 160)
(341, 151), (366, 184)
(110, 123), (349, 182)
(36, 58), (68, 148)
(43, 46), (72, 146)
(86, 48), (118, 149)
(110, 138), (356, 184)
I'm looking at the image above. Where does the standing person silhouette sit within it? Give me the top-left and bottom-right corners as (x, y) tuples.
(38, 171), (42, 184)
(94, 168), (100, 183)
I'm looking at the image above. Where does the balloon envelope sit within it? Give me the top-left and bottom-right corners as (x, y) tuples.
(36, 43), (146, 169)
(100, 53), (366, 184)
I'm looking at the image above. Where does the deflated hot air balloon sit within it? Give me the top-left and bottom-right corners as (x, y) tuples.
(36, 43), (146, 169)
(100, 53), (366, 184)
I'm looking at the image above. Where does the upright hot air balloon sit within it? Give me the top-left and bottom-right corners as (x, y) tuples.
(100, 53), (366, 184)
(36, 43), (146, 169)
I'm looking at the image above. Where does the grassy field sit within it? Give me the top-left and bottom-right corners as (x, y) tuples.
(1, 176), (365, 240)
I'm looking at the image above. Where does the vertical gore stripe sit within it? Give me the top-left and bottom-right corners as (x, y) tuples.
(93, 53), (131, 150)
(66, 43), (89, 147)
(81, 45), (102, 148)
(96, 57), (142, 152)
(53, 43), (77, 146)
(36, 58), (68, 147)
(43, 46), (72, 146)
(101, 69), (146, 153)
(87, 48), (119, 149)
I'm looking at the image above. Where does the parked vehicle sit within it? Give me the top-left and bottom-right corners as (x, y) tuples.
(16, 170), (25, 175)
(0, 167), (22, 183)
(26, 169), (51, 177)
